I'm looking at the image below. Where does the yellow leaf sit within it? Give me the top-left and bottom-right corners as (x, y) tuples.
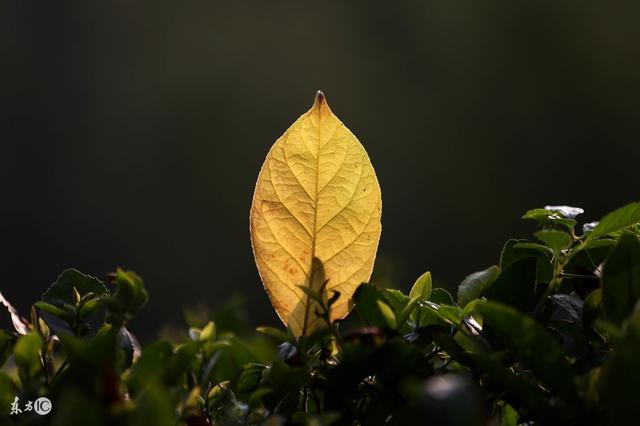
(250, 91), (382, 337)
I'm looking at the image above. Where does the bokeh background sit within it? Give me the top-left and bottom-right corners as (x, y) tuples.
(2, 1), (639, 339)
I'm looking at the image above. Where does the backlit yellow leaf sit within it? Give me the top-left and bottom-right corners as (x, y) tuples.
(250, 91), (382, 337)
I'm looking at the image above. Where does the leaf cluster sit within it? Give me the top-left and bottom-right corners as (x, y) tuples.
(2, 202), (640, 425)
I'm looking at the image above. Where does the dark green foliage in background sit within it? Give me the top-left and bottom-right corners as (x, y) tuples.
(2, 202), (640, 425)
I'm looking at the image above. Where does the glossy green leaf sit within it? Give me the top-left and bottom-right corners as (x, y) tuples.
(500, 239), (551, 271)
(513, 242), (553, 256)
(237, 363), (267, 396)
(522, 208), (577, 229)
(486, 257), (538, 312)
(457, 265), (500, 307)
(256, 326), (291, 343)
(534, 229), (572, 253)
(354, 284), (397, 329)
(587, 202), (640, 241)
(409, 271), (432, 300)
(105, 268), (149, 327)
(430, 288), (454, 305)
(41, 269), (108, 339)
(14, 331), (43, 381)
(0, 372), (16, 418)
(396, 295), (420, 329)
(601, 233), (640, 324)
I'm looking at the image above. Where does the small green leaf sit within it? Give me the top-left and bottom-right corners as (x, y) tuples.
(382, 289), (410, 316)
(14, 331), (43, 381)
(430, 288), (454, 305)
(41, 269), (108, 339)
(375, 300), (397, 329)
(513, 242), (554, 256)
(237, 363), (267, 396)
(35, 301), (74, 322)
(457, 265), (500, 307)
(601, 233), (640, 325)
(534, 229), (572, 253)
(78, 298), (102, 319)
(522, 208), (576, 229)
(256, 326), (291, 343)
(599, 302), (640, 425)
(354, 284), (397, 329)
(105, 268), (149, 327)
(409, 271), (432, 300)
(500, 239), (551, 271)
(587, 202), (640, 241)
(199, 321), (216, 341)
(0, 372), (16, 416)
(396, 295), (420, 329)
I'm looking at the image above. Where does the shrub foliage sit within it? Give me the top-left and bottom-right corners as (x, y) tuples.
(2, 202), (640, 425)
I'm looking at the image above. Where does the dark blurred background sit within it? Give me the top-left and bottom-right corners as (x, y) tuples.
(2, 1), (639, 339)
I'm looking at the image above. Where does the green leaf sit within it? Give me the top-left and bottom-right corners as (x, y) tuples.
(486, 257), (538, 312)
(500, 239), (552, 272)
(587, 202), (640, 241)
(409, 271), (432, 300)
(199, 321), (216, 341)
(471, 301), (577, 402)
(534, 229), (572, 253)
(457, 265), (500, 307)
(35, 301), (74, 322)
(382, 289), (410, 317)
(41, 269), (108, 339)
(599, 302), (640, 424)
(375, 300), (397, 329)
(500, 404), (519, 426)
(430, 288), (454, 305)
(601, 233), (640, 325)
(236, 363), (267, 396)
(126, 341), (184, 392)
(43, 269), (107, 305)
(354, 284), (397, 329)
(382, 288), (414, 331)
(105, 268), (149, 327)
(14, 331), (43, 382)
(432, 332), (570, 424)
(513, 242), (553, 256)
(522, 208), (577, 229)
(0, 372), (16, 417)
(260, 360), (309, 412)
(256, 326), (291, 343)
(396, 296), (421, 329)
